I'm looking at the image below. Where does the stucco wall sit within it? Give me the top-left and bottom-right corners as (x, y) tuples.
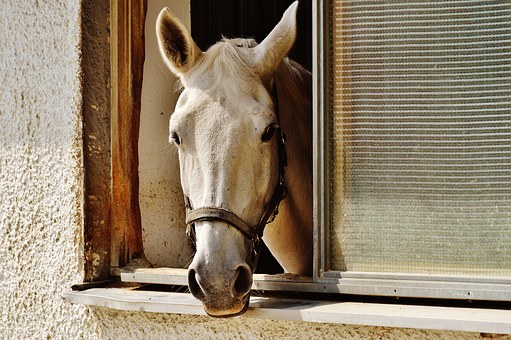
(0, 1), (497, 339)
(89, 309), (494, 340)
(0, 0), (90, 338)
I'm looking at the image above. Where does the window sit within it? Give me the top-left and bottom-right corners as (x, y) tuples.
(79, 0), (511, 304)
(317, 0), (511, 300)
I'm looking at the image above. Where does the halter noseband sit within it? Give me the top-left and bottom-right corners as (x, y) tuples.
(183, 88), (287, 269)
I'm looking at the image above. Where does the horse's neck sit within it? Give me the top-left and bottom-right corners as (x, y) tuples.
(277, 61), (313, 225)
(262, 60), (313, 276)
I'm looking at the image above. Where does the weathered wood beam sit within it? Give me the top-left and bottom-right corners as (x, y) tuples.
(110, 0), (147, 268)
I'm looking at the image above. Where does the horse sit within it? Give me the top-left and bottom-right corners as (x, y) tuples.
(156, 1), (312, 317)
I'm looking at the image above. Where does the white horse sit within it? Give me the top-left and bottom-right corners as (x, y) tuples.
(156, 1), (312, 317)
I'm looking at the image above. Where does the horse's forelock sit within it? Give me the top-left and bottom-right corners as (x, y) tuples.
(185, 38), (258, 91)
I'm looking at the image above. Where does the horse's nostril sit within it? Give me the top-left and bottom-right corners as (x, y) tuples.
(187, 268), (205, 300)
(233, 264), (253, 297)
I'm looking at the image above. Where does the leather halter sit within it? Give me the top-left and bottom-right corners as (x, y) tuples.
(183, 89), (287, 269)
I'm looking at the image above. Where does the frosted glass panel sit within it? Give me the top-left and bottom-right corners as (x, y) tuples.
(330, 0), (511, 275)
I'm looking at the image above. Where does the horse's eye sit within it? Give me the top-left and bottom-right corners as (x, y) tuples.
(171, 131), (181, 146)
(261, 125), (276, 142)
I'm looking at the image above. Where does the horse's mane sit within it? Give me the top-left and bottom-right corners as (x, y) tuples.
(274, 58), (312, 111)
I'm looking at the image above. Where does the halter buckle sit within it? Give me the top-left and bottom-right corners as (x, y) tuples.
(251, 234), (262, 266)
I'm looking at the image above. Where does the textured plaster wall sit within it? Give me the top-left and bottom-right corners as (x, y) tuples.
(0, 0), (92, 338)
(0, 1), (497, 339)
(90, 309), (497, 340)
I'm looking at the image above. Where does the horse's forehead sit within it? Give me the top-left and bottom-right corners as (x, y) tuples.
(180, 77), (270, 119)
(188, 69), (259, 97)
(180, 86), (255, 115)
(172, 89), (252, 134)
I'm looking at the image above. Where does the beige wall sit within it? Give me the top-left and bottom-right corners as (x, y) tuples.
(0, 1), (491, 338)
(138, 0), (193, 268)
(0, 0), (88, 337)
(88, 309), (492, 339)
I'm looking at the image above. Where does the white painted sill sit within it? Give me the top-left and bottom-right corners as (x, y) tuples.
(63, 287), (511, 334)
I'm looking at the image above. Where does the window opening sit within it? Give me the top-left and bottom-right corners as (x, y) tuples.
(79, 0), (511, 304)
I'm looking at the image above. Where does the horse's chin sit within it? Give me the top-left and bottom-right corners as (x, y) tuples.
(203, 295), (250, 318)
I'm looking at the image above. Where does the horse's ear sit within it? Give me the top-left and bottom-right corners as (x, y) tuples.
(253, 1), (298, 78)
(156, 8), (202, 77)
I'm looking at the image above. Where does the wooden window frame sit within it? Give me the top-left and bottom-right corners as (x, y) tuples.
(109, 0), (147, 271)
(83, 0), (147, 282)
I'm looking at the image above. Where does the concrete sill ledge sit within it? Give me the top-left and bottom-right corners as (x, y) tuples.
(63, 288), (511, 334)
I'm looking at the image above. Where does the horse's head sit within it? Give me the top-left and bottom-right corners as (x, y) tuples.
(156, 2), (299, 316)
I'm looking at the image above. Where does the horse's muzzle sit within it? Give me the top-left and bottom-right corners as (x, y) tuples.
(188, 264), (253, 317)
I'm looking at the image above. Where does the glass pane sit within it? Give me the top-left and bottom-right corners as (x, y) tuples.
(330, 0), (511, 275)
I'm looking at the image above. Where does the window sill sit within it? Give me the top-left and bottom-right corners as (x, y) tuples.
(63, 287), (511, 334)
